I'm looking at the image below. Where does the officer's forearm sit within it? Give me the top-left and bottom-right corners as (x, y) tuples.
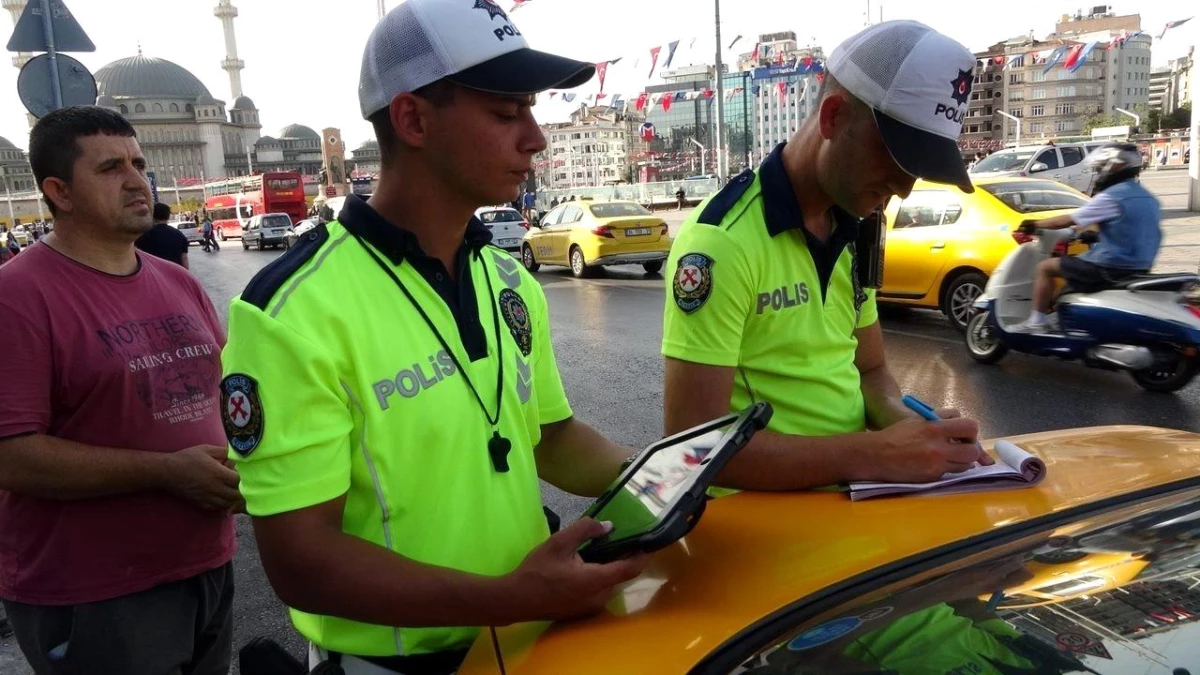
(713, 430), (878, 491)
(535, 417), (633, 498)
(859, 364), (914, 430)
(252, 508), (519, 627)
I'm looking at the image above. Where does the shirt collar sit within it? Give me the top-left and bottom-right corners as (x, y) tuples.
(758, 142), (861, 244)
(337, 194), (493, 265)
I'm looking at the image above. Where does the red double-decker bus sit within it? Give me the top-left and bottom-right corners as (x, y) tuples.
(202, 172), (306, 240)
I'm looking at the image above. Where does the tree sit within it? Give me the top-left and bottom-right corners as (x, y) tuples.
(1162, 102), (1192, 130)
(1146, 108), (1162, 134)
(1081, 111), (1124, 134)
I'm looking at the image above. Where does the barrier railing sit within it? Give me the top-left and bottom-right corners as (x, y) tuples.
(534, 178), (720, 213)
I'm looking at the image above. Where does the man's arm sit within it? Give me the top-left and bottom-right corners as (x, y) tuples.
(854, 321), (914, 430)
(535, 418), (633, 498)
(180, 250), (190, 269)
(1031, 192), (1120, 230)
(0, 435), (241, 508)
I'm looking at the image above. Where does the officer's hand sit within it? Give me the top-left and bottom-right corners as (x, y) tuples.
(861, 416), (990, 483)
(505, 518), (650, 623)
(162, 445), (242, 511)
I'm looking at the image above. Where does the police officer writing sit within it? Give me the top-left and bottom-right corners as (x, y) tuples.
(219, 1), (647, 673)
(662, 21), (989, 491)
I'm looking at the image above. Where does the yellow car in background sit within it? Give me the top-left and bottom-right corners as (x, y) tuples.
(881, 177), (1090, 331)
(521, 199), (671, 278)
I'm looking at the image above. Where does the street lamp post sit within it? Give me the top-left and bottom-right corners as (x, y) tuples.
(1113, 106), (1140, 129)
(689, 138), (707, 176)
(712, 0), (727, 182)
(2, 169), (15, 228)
(997, 110), (1022, 148)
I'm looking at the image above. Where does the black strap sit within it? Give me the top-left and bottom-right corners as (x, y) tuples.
(326, 648), (470, 675)
(350, 234), (504, 429)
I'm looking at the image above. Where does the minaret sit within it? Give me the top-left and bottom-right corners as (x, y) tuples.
(2, 0), (31, 71)
(213, 0), (244, 99)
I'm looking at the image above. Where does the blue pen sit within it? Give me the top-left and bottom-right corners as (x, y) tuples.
(902, 394), (985, 453)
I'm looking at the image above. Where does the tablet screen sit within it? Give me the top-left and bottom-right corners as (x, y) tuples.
(591, 419), (736, 540)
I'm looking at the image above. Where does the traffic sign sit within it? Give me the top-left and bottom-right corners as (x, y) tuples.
(1055, 632), (1090, 649)
(17, 52), (95, 118)
(6, 0), (94, 53)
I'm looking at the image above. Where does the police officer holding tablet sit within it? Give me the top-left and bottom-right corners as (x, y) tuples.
(220, 1), (647, 672)
(662, 21), (989, 491)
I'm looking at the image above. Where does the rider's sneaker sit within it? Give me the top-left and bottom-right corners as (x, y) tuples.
(1010, 319), (1050, 334)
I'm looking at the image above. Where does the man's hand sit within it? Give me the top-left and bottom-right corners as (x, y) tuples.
(161, 445), (242, 511)
(502, 518), (650, 623)
(857, 415), (991, 483)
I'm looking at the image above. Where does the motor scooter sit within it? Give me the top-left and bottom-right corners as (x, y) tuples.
(965, 228), (1200, 392)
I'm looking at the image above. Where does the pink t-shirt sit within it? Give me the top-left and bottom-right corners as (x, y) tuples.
(0, 242), (236, 605)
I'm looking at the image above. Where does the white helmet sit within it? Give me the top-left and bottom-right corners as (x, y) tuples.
(1086, 143), (1142, 193)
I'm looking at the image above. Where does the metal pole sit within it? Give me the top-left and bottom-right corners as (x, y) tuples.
(39, 0), (63, 109)
(1187, 31), (1199, 210)
(3, 173), (15, 227)
(245, 145), (253, 174)
(712, 0), (726, 182)
(742, 71), (750, 170)
(1113, 106), (1140, 128)
(998, 109), (1021, 148)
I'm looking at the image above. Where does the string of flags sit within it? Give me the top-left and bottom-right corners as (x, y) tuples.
(979, 20), (1187, 75)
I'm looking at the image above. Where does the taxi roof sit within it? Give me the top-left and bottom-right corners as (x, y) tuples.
(460, 425), (1200, 674)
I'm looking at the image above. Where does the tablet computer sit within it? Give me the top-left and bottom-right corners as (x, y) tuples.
(577, 402), (773, 564)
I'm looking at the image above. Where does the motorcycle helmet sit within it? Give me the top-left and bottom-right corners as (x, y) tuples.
(1087, 142), (1142, 194)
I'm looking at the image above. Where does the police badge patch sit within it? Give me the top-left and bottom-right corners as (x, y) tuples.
(673, 252), (714, 314)
(498, 289), (533, 356)
(221, 374), (264, 457)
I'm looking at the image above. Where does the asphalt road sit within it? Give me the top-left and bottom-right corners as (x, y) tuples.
(4, 171), (1199, 673)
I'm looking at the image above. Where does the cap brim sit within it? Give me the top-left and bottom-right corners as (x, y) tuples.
(873, 109), (974, 193)
(445, 48), (595, 95)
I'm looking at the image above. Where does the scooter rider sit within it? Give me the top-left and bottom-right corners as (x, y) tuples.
(1012, 143), (1162, 333)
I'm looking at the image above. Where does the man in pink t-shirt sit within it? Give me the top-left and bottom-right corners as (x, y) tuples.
(0, 106), (240, 675)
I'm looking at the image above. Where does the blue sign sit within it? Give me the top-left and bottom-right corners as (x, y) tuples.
(751, 62), (823, 80)
(787, 617), (863, 651)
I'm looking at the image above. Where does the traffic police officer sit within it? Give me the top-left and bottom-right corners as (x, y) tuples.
(220, 1), (647, 672)
(662, 21), (988, 491)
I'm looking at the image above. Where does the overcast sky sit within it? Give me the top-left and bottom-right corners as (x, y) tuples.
(0, 0), (1195, 152)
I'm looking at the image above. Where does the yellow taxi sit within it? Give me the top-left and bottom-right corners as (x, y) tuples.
(881, 177), (1090, 332)
(458, 425), (1200, 674)
(521, 199), (671, 278)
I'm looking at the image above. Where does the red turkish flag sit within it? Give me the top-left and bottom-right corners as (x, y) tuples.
(662, 94), (672, 111)
(802, 55), (813, 69)
(751, 43), (760, 61)
(703, 89), (713, 98)
(596, 62), (608, 92)
(777, 81), (787, 102)
(649, 46), (662, 78)
(816, 71), (826, 84)
(993, 55), (1006, 66)
(1063, 44), (1084, 70)
(635, 91), (649, 111)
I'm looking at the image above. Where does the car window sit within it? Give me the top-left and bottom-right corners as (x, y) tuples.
(1034, 149), (1060, 170)
(892, 191), (963, 229)
(540, 208), (564, 227)
(725, 486), (1200, 674)
(262, 215), (292, 229)
(1060, 146), (1084, 167)
(971, 150), (1037, 173)
(589, 202), (652, 218)
(981, 180), (1089, 213)
(561, 205), (583, 224)
(479, 209), (524, 223)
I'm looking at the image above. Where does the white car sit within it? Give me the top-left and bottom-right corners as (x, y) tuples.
(969, 142), (1109, 194)
(171, 219), (204, 246)
(475, 207), (529, 251)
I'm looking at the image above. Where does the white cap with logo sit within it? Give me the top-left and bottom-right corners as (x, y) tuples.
(826, 20), (976, 192)
(359, 0), (595, 120)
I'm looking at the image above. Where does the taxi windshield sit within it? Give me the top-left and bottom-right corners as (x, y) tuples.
(972, 150), (1038, 173)
(982, 181), (1090, 214)
(730, 487), (1200, 674)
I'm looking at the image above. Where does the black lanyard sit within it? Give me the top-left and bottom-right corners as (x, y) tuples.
(351, 234), (513, 473)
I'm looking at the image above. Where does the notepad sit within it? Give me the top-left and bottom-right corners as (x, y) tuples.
(848, 440), (1046, 501)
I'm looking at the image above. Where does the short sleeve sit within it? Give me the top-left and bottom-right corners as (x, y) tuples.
(857, 288), (879, 329)
(0, 294), (52, 438)
(529, 283), (572, 425)
(221, 300), (353, 516)
(1071, 192), (1121, 226)
(661, 224), (755, 367)
(176, 229), (190, 255)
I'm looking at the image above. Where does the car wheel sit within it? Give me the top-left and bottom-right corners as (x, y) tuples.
(642, 260), (663, 275)
(241, 239), (249, 251)
(965, 311), (1008, 364)
(570, 246), (592, 278)
(521, 244), (540, 272)
(219, 230), (227, 241)
(257, 239), (265, 251)
(942, 271), (987, 333)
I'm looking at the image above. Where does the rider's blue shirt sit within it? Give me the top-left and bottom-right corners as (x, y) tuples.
(1073, 180), (1162, 270)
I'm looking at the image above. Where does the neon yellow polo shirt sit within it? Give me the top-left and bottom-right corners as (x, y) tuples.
(844, 604), (1035, 673)
(220, 196), (572, 658)
(662, 143), (878, 438)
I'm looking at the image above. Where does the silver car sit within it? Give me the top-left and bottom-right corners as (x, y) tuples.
(242, 213), (293, 251)
(172, 219), (203, 246)
(969, 142), (1109, 194)
(475, 207), (529, 251)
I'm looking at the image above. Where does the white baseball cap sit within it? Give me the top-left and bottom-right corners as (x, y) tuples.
(359, 0), (595, 119)
(826, 20), (976, 192)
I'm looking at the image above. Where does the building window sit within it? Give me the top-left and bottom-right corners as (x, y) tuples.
(1029, 122), (1043, 133)
(1030, 105), (1044, 116)
(1031, 88), (1046, 99)
(152, 103), (163, 112)
(1009, 108), (1023, 118)
(119, 104), (128, 114)
(1054, 102), (1075, 115)
(1008, 91), (1024, 102)
(134, 103), (146, 113)
(1055, 86), (1075, 97)
(1054, 119), (1075, 132)
(1031, 71), (1047, 83)
(1009, 73), (1024, 84)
